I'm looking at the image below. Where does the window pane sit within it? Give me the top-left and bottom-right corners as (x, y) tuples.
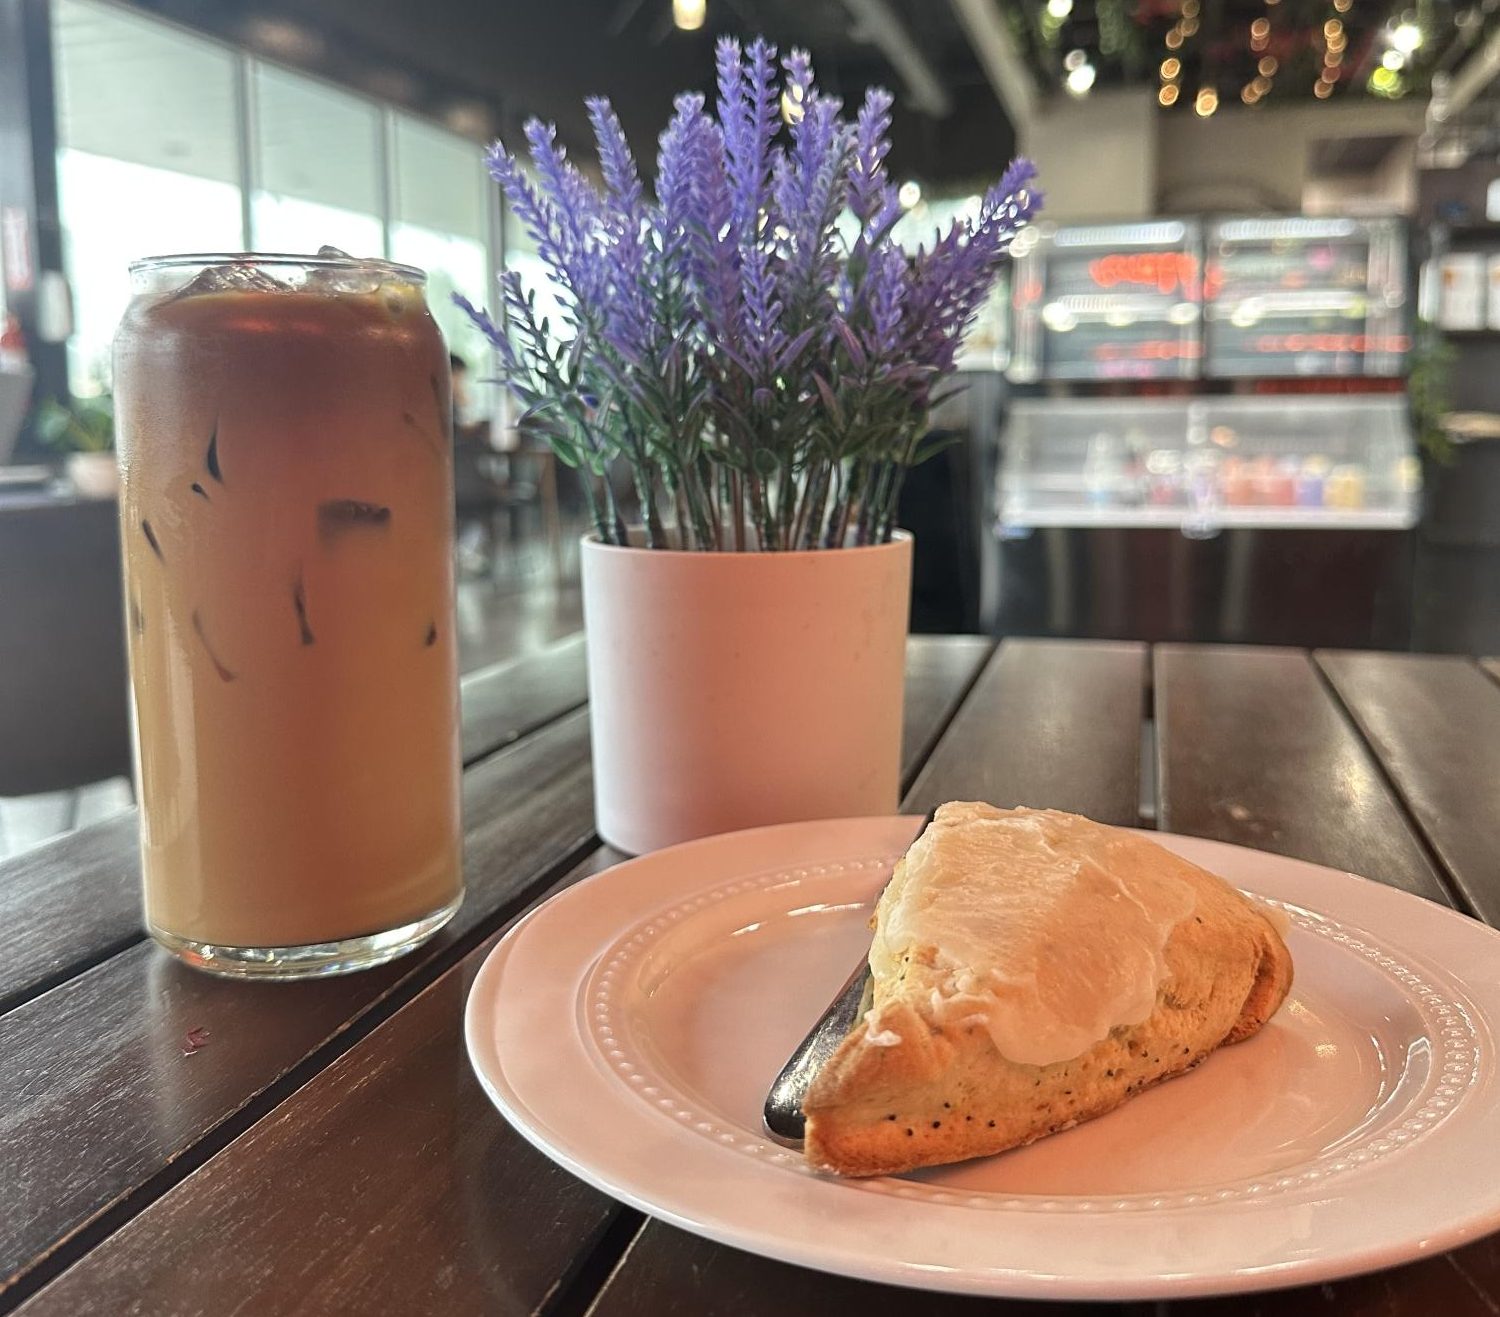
(392, 115), (486, 239)
(391, 114), (495, 415)
(55, 0), (239, 184)
(53, 0), (244, 394)
(390, 223), (492, 410)
(251, 63), (383, 257)
(58, 151), (242, 396)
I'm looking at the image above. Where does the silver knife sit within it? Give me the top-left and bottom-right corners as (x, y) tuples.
(762, 808), (935, 1146)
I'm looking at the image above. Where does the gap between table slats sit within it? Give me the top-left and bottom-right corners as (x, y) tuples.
(1154, 645), (1453, 908)
(1314, 651), (1500, 925)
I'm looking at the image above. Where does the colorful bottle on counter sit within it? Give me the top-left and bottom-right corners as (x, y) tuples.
(1325, 464), (1366, 509)
(1295, 457), (1330, 507)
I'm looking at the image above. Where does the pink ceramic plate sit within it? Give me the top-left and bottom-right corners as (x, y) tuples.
(465, 817), (1500, 1300)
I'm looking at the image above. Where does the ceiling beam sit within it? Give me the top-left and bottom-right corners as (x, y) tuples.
(1433, 23), (1500, 124)
(839, 0), (953, 118)
(946, 0), (1037, 133)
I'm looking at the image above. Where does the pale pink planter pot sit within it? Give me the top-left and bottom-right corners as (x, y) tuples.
(581, 533), (913, 855)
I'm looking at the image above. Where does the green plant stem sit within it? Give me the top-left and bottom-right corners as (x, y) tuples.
(855, 461), (883, 545)
(877, 464), (907, 543)
(579, 471), (610, 544)
(732, 472), (746, 552)
(792, 462), (827, 550)
(602, 473), (629, 546)
(834, 462), (858, 549)
(688, 462), (718, 551)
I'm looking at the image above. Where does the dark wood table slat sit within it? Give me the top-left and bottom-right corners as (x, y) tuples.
(586, 1228), (1146, 1317)
(459, 633), (588, 766)
(1155, 646), (1451, 906)
(0, 636), (592, 1020)
(1162, 1255), (1496, 1315)
(0, 813), (141, 1018)
(898, 635), (994, 786)
(14, 919), (623, 1317)
(8, 639), (991, 1316)
(1316, 651), (1500, 923)
(0, 712), (597, 1307)
(903, 638), (1147, 825)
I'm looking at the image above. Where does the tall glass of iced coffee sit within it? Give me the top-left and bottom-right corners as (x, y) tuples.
(114, 252), (463, 977)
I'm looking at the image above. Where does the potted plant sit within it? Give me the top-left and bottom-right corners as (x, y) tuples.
(35, 395), (118, 498)
(460, 37), (1039, 853)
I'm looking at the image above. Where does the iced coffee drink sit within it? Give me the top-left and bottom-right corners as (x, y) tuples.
(114, 252), (462, 977)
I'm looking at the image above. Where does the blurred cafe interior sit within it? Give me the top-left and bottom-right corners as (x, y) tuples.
(3, 0), (1500, 857)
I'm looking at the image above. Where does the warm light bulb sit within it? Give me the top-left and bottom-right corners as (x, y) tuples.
(1320, 67), (1338, 83)
(1258, 55), (1278, 76)
(673, 0), (706, 30)
(1333, 0), (1351, 10)
(1324, 18), (1343, 38)
(1314, 79), (1333, 98)
(1252, 75), (1271, 93)
(1159, 83), (1180, 105)
(1195, 87), (1219, 116)
(1325, 48), (1344, 65)
(1180, 15), (1199, 35)
(1250, 17), (1270, 38)
(1382, 49), (1405, 69)
(1392, 21), (1423, 52)
(1242, 85), (1260, 104)
(1182, 0), (1200, 15)
(1066, 62), (1097, 96)
(1166, 27), (1184, 48)
(1161, 57), (1181, 79)
(898, 180), (922, 209)
(1046, 0), (1073, 17)
(1064, 47), (1087, 70)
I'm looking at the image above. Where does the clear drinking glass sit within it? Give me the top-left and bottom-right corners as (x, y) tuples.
(113, 252), (463, 977)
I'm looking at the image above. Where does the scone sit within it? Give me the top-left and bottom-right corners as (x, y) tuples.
(803, 803), (1293, 1177)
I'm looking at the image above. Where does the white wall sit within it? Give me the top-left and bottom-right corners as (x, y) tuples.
(1303, 137), (1418, 216)
(1155, 100), (1425, 214)
(1024, 94), (1424, 220)
(1020, 90), (1157, 222)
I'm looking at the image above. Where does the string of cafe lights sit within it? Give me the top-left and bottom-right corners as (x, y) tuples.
(1157, 0), (1201, 109)
(1242, 5), (1277, 106)
(1315, 11), (1347, 99)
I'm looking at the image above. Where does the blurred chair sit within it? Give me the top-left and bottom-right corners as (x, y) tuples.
(0, 497), (133, 824)
(454, 439), (562, 580)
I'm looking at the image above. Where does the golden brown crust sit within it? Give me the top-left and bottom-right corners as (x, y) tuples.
(803, 832), (1293, 1178)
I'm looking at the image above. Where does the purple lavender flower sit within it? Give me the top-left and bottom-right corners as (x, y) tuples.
(455, 38), (1041, 550)
(716, 37), (780, 243)
(848, 87), (895, 228)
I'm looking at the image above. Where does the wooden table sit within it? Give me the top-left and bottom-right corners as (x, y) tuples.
(4, 637), (1500, 1315)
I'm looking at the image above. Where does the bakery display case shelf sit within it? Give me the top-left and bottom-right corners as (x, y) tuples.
(1003, 505), (1416, 531)
(997, 394), (1420, 535)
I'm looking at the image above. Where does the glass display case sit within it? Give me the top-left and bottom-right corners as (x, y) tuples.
(1203, 217), (1409, 378)
(997, 394), (1420, 532)
(1008, 220), (1202, 383)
